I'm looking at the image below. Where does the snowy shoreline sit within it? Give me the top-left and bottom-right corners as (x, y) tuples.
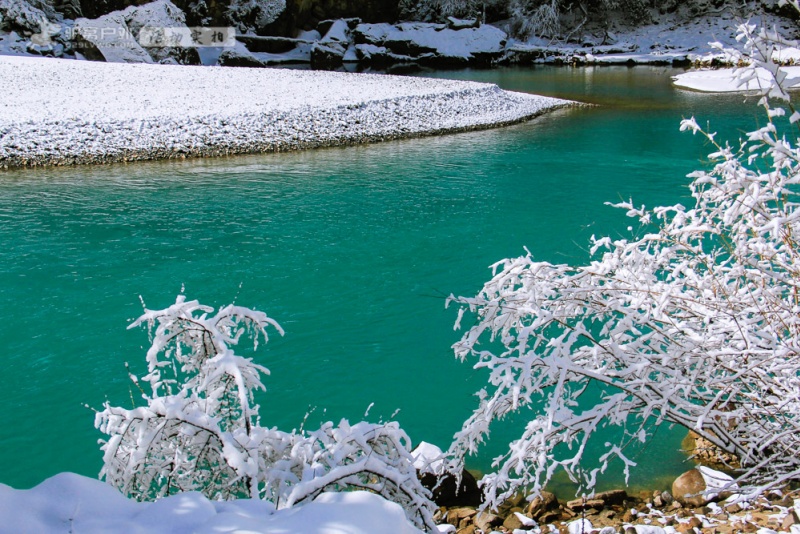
(0, 55), (572, 169)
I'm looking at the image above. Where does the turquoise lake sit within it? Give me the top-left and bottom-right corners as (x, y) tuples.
(0, 66), (765, 496)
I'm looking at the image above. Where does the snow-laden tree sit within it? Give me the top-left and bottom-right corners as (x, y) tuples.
(400, 0), (653, 36)
(445, 7), (800, 509)
(95, 295), (436, 532)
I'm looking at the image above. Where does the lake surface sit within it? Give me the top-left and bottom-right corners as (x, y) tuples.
(0, 66), (763, 496)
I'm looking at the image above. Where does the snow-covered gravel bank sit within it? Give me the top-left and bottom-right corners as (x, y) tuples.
(0, 55), (571, 168)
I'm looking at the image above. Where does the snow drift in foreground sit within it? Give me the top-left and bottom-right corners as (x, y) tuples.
(0, 55), (571, 168)
(0, 472), (430, 533)
(673, 66), (800, 93)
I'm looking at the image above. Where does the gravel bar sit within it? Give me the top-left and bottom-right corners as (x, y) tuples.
(0, 55), (573, 168)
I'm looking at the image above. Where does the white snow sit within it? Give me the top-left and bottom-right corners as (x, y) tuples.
(697, 466), (739, 500)
(673, 66), (800, 92)
(412, 441), (446, 475)
(0, 54), (570, 168)
(0, 472), (426, 533)
(568, 518), (593, 534)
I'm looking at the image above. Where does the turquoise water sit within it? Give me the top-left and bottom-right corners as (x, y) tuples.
(0, 66), (764, 496)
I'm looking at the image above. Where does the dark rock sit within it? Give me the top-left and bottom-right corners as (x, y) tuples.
(503, 511), (532, 531)
(474, 511), (502, 531)
(567, 498), (605, 511)
(527, 491), (559, 520)
(237, 34), (309, 53)
(539, 510), (562, 523)
(218, 45), (268, 67)
(355, 43), (414, 68)
(596, 490), (628, 507)
(724, 503), (742, 513)
(310, 41), (345, 69)
(0, 0), (59, 34)
(54, 0), (82, 18)
(419, 470), (481, 508)
(317, 16), (359, 36)
(82, 0), (158, 20)
(223, 0), (287, 36)
(622, 510), (636, 523)
(446, 16), (479, 29)
(445, 506), (477, 527)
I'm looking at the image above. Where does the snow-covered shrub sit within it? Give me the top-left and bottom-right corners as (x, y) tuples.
(445, 11), (800, 509)
(95, 295), (436, 531)
(399, 0), (487, 20)
(509, 0), (560, 39)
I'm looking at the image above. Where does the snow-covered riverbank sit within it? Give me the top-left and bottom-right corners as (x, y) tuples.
(0, 55), (571, 169)
(0, 472), (430, 533)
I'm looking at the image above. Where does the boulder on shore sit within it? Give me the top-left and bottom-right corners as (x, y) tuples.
(672, 467), (738, 507)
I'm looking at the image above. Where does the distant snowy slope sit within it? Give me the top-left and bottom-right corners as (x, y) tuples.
(0, 472), (429, 533)
(0, 55), (571, 168)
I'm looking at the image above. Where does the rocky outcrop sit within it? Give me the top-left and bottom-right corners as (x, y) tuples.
(225, 0), (286, 34)
(353, 21), (506, 67)
(682, 430), (740, 469)
(73, 1), (199, 64)
(218, 41), (268, 66)
(73, 11), (154, 62)
(309, 18), (354, 69)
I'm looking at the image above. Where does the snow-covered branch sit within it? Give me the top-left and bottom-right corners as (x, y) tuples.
(96, 295), (436, 532)
(446, 14), (800, 509)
